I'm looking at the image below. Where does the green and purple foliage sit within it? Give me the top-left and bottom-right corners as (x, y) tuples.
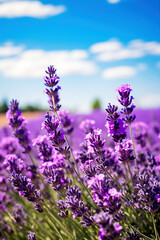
(0, 66), (160, 240)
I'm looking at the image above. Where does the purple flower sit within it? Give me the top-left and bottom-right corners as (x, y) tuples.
(0, 137), (19, 154)
(116, 84), (132, 99)
(28, 232), (36, 240)
(6, 100), (31, 153)
(42, 113), (59, 134)
(33, 135), (52, 162)
(43, 66), (61, 112)
(106, 119), (127, 142)
(56, 200), (68, 218)
(3, 154), (23, 173)
(93, 212), (122, 240)
(12, 203), (27, 224)
(10, 172), (43, 212)
(135, 173), (160, 213)
(115, 139), (135, 163)
(44, 167), (69, 191)
(65, 185), (88, 218)
(79, 119), (95, 134)
(58, 109), (73, 135)
(116, 84), (136, 123)
(43, 66), (59, 87)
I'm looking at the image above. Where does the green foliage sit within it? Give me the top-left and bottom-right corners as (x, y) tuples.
(0, 100), (8, 113)
(0, 100), (46, 113)
(20, 105), (42, 112)
(92, 99), (101, 110)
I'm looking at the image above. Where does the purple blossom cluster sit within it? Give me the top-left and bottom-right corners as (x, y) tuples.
(6, 100), (31, 153)
(0, 66), (160, 240)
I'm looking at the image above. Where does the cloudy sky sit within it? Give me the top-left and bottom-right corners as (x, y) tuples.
(0, 0), (160, 112)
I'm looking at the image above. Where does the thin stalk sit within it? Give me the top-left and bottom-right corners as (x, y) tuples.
(124, 163), (132, 193)
(105, 169), (123, 191)
(68, 216), (90, 240)
(51, 97), (96, 205)
(129, 224), (153, 240)
(44, 201), (74, 238)
(44, 206), (64, 240)
(52, 96), (79, 172)
(124, 214), (153, 240)
(151, 212), (160, 240)
(129, 123), (139, 173)
(28, 152), (37, 166)
(126, 161), (134, 187)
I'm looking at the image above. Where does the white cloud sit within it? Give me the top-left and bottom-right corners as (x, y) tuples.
(97, 48), (144, 61)
(102, 66), (136, 79)
(90, 39), (160, 62)
(139, 94), (160, 108)
(0, 47), (98, 78)
(90, 39), (122, 53)
(107, 0), (120, 3)
(0, 1), (66, 18)
(0, 42), (24, 57)
(129, 40), (160, 55)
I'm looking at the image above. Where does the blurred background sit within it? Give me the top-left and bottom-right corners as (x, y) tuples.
(0, 0), (160, 114)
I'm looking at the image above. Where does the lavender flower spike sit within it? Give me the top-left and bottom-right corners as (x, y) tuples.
(28, 232), (36, 240)
(10, 172), (43, 212)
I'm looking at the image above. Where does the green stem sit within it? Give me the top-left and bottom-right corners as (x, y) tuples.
(44, 206), (64, 240)
(64, 153), (95, 203)
(28, 152), (38, 166)
(151, 212), (160, 240)
(52, 97), (95, 204)
(126, 161), (134, 187)
(129, 123), (139, 173)
(124, 163), (132, 193)
(44, 201), (74, 238)
(105, 169), (123, 191)
(126, 220), (153, 240)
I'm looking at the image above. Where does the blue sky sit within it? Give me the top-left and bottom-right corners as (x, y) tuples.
(0, 0), (160, 112)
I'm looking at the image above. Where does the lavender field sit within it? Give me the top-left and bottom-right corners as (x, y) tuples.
(0, 66), (160, 240)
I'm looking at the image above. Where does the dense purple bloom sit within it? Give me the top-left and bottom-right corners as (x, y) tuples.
(43, 65), (61, 112)
(3, 154), (24, 173)
(65, 185), (88, 218)
(6, 99), (31, 153)
(42, 113), (59, 134)
(12, 203), (27, 224)
(88, 174), (122, 214)
(135, 173), (160, 213)
(10, 172), (43, 212)
(86, 129), (106, 157)
(106, 118), (127, 142)
(42, 112), (67, 153)
(115, 139), (135, 163)
(0, 137), (19, 154)
(58, 109), (73, 135)
(56, 200), (68, 218)
(33, 135), (52, 162)
(44, 167), (69, 191)
(28, 232), (36, 240)
(116, 84), (132, 98)
(43, 66), (59, 87)
(132, 122), (150, 148)
(79, 119), (95, 134)
(93, 212), (122, 240)
(116, 84), (136, 124)
(0, 191), (11, 212)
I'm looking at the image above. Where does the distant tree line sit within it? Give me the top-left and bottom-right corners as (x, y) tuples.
(0, 98), (101, 113)
(0, 100), (46, 113)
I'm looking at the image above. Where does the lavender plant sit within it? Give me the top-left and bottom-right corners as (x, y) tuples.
(0, 66), (160, 240)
